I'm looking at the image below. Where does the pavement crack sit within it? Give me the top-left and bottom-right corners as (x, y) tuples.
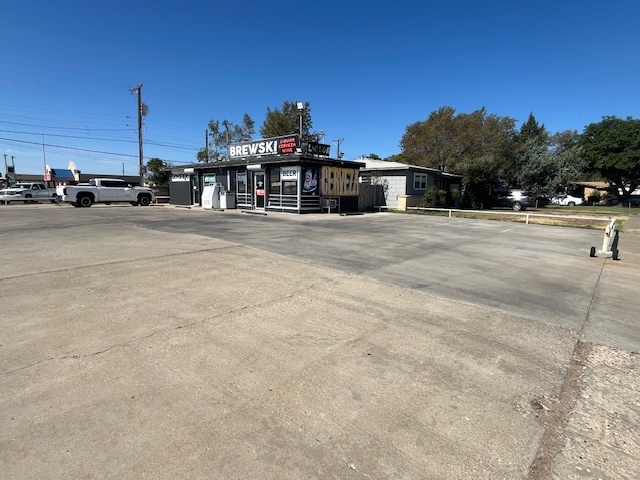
(0, 245), (243, 281)
(340, 456), (373, 480)
(1, 277), (338, 376)
(313, 438), (373, 480)
(528, 256), (608, 479)
(581, 257), (608, 337)
(527, 340), (593, 480)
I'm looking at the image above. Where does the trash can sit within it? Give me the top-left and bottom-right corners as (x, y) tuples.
(220, 191), (236, 209)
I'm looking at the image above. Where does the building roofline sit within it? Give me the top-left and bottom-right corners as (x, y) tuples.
(166, 155), (365, 172)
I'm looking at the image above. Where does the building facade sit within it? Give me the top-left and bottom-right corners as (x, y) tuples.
(168, 135), (364, 213)
(358, 158), (462, 210)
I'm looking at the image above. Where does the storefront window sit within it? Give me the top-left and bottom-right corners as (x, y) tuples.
(229, 171), (237, 193)
(269, 168), (281, 195)
(237, 172), (247, 194)
(282, 181), (296, 195)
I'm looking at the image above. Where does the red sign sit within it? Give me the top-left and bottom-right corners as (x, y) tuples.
(256, 189), (265, 196)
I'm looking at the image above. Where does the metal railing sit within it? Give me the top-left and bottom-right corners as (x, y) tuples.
(398, 206), (613, 225)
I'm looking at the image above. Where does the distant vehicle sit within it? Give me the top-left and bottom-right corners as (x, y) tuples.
(607, 196), (640, 207)
(0, 183), (58, 204)
(551, 194), (584, 206)
(57, 178), (154, 207)
(489, 189), (535, 211)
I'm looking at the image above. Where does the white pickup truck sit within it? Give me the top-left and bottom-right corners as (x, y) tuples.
(0, 183), (59, 204)
(57, 178), (155, 207)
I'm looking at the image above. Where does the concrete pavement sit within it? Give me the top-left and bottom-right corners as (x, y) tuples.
(1, 204), (638, 479)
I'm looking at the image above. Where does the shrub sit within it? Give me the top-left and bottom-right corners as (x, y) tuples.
(421, 188), (448, 207)
(587, 191), (602, 204)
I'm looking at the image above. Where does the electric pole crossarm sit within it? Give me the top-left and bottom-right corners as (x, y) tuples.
(332, 138), (344, 160)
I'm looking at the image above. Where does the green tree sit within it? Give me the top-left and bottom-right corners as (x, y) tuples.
(507, 113), (551, 193)
(518, 112), (549, 144)
(580, 116), (640, 200)
(260, 100), (313, 140)
(364, 153), (382, 160)
(196, 114), (255, 162)
(549, 130), (585, 192)
(400, 106), (516, 174)
(400, 106), (458, 171)
(384, 153), (409, 164)
(146, 158), (170, 187)
(400, 106), (516, 206)
(508, 114), (585, 196)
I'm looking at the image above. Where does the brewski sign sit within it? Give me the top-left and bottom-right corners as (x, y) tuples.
(228, 135), (300, 159)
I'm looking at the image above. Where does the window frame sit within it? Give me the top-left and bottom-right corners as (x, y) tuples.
(413, 173), (428, 190)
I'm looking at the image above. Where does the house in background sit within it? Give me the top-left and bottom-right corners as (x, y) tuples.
(569, 181), (611, 202)
(358, 158), (462, 210)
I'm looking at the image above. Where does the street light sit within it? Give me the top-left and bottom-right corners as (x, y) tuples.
(296, 102), (304, 143)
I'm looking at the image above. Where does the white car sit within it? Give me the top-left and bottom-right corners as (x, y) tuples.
(0, 183), (59, 204)
(551, 194), (584, 206)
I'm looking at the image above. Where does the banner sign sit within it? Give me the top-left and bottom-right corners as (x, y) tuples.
(307, 142), (331, 156)
(228, 135), (300, 158)
(172, 174), (190, 182)
(302, 167), (319, 195)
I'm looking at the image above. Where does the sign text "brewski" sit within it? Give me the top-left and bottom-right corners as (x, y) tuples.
(228, 135), (300, 158)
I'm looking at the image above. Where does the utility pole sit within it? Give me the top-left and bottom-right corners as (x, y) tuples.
(332, 138), (344, 160)
(205, 129), (209, 162)
(41, 133), (47, 183)
(129, 83), (144, 186)
(10, 156), (15, 184)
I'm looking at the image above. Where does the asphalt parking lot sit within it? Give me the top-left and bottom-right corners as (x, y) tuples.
(1, 204), (639, 479)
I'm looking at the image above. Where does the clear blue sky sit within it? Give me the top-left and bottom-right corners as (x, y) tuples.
(2, 0), (639, 176)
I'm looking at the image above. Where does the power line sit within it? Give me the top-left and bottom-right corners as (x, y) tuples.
(0, 137), (189, 165)
(0, 129), (199, 151)
(0, 137), (139, 158)
(0, 129), (138, 144)
(0, 119), (131, 131)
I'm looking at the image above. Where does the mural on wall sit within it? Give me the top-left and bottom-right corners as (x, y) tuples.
(321, 167), (359, 196)
(301, 167), (319, 195)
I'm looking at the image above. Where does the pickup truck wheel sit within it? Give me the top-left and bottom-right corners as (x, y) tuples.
(568, 201), (576, 206)
(78, 195), (93, 207)
(512, 202), (522, 211)
(138, 195), (151, 206)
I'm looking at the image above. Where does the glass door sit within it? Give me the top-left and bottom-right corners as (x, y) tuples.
(254, 172), (265, 209)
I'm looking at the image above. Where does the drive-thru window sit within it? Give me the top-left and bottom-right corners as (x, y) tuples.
(168, 135), (363, 213)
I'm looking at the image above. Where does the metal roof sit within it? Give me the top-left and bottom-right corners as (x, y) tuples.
(359, 158), (462, 178)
